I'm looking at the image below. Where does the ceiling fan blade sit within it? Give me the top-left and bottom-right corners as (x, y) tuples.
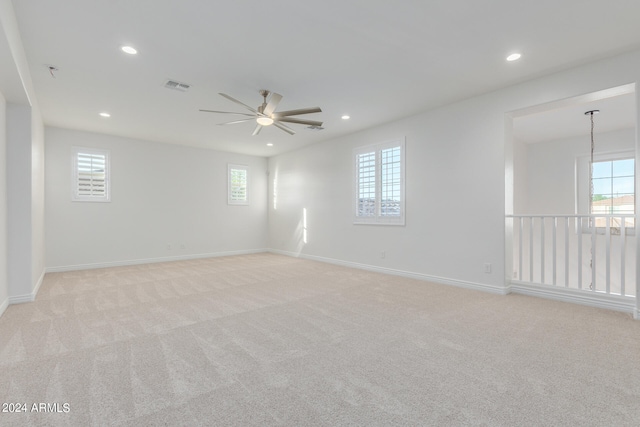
(200, 109), (254, 117)
(273, 107), (322, 118)
(252, 123), (263, 136)
(219, 93), (259, 114)
(276, 117), (323, 127)
(217, 118), (254, 125)
(263, 92), (283, 116)
(273, 121), (295, 135)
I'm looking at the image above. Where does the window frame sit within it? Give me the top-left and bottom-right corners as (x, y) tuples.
(71, 146), (111, 203)
(576, 150), (635, 232)
(590, 157), (634, 214)
(228, 163), (249, 205)
(353, 138), (405, 225)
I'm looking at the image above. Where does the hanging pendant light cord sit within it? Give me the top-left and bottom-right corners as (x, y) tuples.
(585, 109), (598, 290)
(589, 112), (595, 218)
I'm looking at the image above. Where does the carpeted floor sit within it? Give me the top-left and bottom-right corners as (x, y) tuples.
(1, 253), (639, 426)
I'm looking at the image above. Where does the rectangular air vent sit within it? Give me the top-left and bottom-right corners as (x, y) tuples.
(164, 79), (191, 92)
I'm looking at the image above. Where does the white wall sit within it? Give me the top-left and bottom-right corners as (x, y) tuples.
(45, 127), (268, 270)
(0, 91), (7, 314)
(521, 128), (635, 214)
(0, 0), (46, 309)
(6, 104), (33, 299)
(269, 100), (508, 291)
(268, 49), (640, 293)
(5, 103), (44, 301)
(31, 108), (44, 287)
(513, 137), (528, 214)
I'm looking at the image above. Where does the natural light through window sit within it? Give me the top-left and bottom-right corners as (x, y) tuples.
(357, 151), (376, 218)
(354, 138), (405, 225)
(381, 146), (401, 217)
(71, 146), (110, 202)
(303, 208), (308, 244)
(273, 169), (278, 210)
(591, 157), (634, 227)
(228, 164), (248, 205)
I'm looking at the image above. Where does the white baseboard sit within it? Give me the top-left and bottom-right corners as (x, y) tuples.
(268, 249), (509, 295)
(510, 280), (636, 315)
(0, 297), (8, 318)
(45, 248), (269, 273)
(6, 269), (46, 306)
(33, 269), (45, 297)
(8, 293), (35, 304)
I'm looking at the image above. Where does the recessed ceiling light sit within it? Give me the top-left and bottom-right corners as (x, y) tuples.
(341, 115), (350, 120)
(267, 143), (274, 147)
(121, 46), (137, 55)
(506, 53), (521, 62)
(99, 112), (111, 118)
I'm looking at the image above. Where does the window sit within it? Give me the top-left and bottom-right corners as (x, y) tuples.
(354, 139), (405, 224)
(591, 157), (634, 227)
(228, 164), (248, 205)
(71, 147), (110, 202)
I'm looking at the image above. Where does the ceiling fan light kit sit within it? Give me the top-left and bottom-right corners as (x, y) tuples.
(256, 116), (274, 126)
(200, 89), (322, 136)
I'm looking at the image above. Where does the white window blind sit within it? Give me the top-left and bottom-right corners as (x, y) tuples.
(72, 147), (110, 202)
(354, 139), (405, 225)
(228, 164), (249, 205)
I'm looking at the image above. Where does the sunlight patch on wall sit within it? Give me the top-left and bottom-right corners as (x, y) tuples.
(303, 208), (308, 244)
(273, 169), (278, 210)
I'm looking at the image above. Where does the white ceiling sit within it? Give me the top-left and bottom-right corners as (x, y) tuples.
(11, 0), (640, 157)
(514, 91), (636, 144)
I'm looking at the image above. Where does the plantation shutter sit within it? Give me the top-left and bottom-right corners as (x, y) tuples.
(77, 152), (106, 196)
(380, 146), (401, 217)
(228, 164), (249, 205)
(357, 151), (376, 217)
(353, 139), (405, 224)
(72, 147), (110, 202)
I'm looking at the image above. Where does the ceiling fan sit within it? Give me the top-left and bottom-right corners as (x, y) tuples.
(200, 89), (323, 136)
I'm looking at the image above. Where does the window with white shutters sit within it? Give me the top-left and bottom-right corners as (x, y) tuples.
(228, 164), (249, 205)
(71, 147), (110, 202)
(354, 139), (405, 225)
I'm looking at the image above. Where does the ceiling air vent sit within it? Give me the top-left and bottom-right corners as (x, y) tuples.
(164, 79), (191, 92)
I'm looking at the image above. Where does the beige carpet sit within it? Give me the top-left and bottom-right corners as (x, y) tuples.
(1, 253), (639, 426)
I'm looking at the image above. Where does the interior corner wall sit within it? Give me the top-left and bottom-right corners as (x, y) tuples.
(268, 48), (640, 292)
(45, 127), (268, 270)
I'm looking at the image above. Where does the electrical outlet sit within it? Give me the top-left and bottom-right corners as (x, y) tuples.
(484, 263), (492, 274)
(380, 251), (386, 259)
(180, 244), (185, 250)
(167, 244), (172, 250)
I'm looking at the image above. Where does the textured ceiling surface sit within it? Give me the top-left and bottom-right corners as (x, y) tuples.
(12, 0), (640, 156)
